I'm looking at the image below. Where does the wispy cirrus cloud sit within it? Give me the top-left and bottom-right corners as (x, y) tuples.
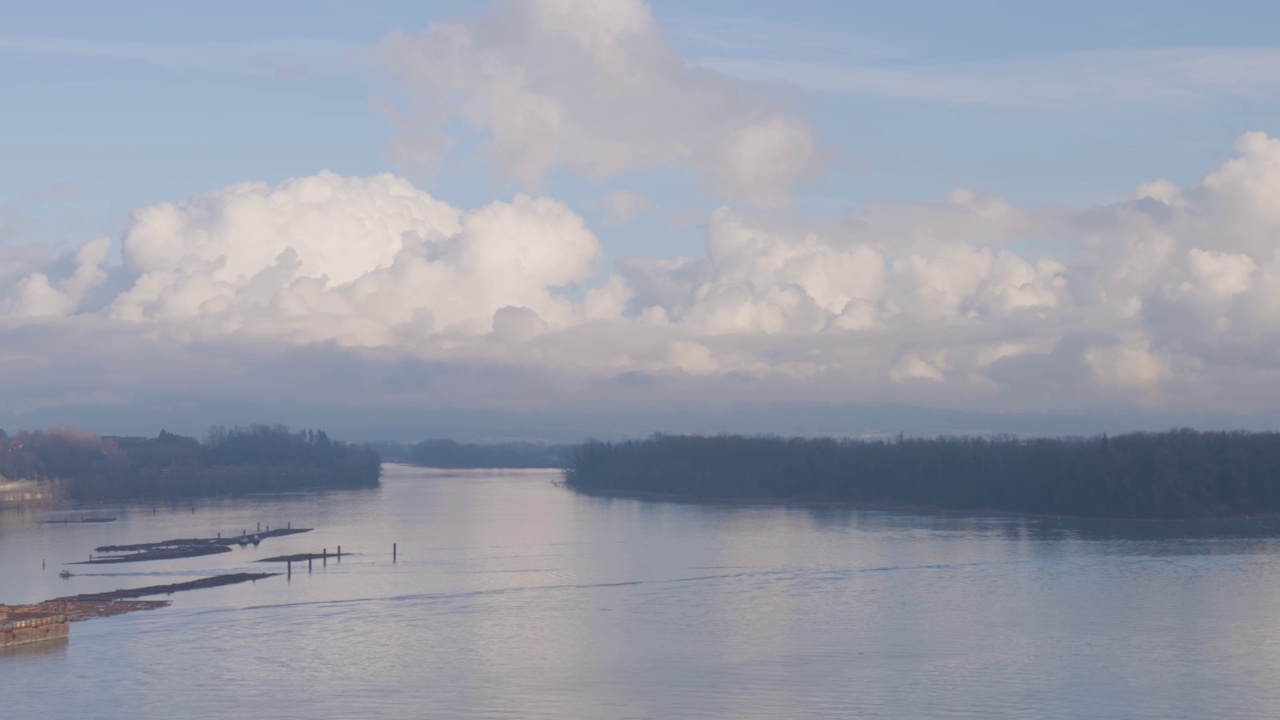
(0, 181), (85, 246)
(698, 45), (1280, 108)
(663, 13), (919, 63)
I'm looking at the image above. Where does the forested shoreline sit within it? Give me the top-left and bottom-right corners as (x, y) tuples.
(0, 425), (380, 502)
(564, 431), (1280, 520)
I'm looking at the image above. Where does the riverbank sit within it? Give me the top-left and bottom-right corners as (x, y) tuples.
(567, 484), (1280, 524)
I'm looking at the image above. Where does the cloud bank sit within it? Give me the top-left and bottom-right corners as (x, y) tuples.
(5, 132), (1280, 423)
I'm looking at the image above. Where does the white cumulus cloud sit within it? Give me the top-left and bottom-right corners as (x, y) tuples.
(8, 133), (1280, 419)
(375, 0), (824, 206)
(13, 172), (602, 348)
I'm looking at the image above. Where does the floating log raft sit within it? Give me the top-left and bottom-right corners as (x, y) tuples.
(1, 573), (277, 648)
(257, 552), (335, 563)
(74, 545), (232, 564)
(95, 526), (311, 553)
(79, 527), (313, 564)
(60, 573), (278, 604)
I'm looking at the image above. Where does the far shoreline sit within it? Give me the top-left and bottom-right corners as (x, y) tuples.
(565, 485), (1280, 525)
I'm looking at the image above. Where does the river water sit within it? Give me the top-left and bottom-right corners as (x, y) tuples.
(5, 464), (1280, 719)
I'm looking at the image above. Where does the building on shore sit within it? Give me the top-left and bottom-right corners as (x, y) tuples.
(0, 480), (57, 507)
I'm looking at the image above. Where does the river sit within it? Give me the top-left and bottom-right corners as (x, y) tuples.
(5, 464), (1280, 719)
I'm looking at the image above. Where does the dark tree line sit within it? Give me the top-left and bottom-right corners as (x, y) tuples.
(564, 430), (1280, 520)
(0, 425), (380, 501)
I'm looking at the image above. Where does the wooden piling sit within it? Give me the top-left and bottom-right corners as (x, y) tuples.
(393, 543), (397, 562)
(337, 546), (341, 561)
(308, 556), (312, 572)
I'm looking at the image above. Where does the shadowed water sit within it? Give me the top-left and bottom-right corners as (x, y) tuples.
(5, 464), (1280, 719)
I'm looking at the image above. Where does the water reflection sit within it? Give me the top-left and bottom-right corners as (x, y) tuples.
(0, 635), (68, 661)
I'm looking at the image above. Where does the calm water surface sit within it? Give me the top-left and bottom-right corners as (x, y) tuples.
(6, 464), (1280, 719)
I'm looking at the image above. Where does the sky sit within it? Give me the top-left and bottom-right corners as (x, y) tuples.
(4, 0), (1280, 441)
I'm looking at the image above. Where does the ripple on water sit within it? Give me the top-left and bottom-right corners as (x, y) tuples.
(4, 467), (1280, 719)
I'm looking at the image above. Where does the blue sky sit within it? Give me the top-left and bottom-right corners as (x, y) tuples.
(7, 0), (1278, 253)
(4, 1), (1280, 439)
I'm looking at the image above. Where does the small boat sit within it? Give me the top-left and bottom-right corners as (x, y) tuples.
(59, 570), (72, 578)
